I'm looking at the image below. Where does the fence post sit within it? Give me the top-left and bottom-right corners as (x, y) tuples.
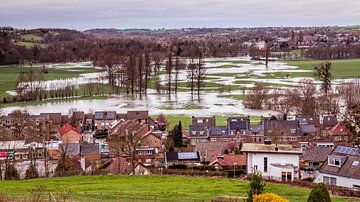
(49, 191), (51, 202)
(100, 192), (103, 202)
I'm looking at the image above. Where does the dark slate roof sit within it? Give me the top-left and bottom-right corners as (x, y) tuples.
(189, 125), (208, 137)
(60, 143), (80, 156)
(250, 125), (264, 134)
(127, 111), (148, 120)
(262, 119), (298, 129)
(300, 124), (317, 134)
(227, 117), (250, 131)
(165, 152), (201, 163)
(320, 146), (360, 180)
(81, 144), (99, 155)
(209, 126), (228, 137)
(322, 115), (338, 128)
(297, 116), (321, 127)
(95, 111), (117, 120)
(191, 116), (216, 127)
(303, 147), (333, 162)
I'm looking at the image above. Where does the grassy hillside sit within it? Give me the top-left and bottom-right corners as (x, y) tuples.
(0, 175), (353, 201)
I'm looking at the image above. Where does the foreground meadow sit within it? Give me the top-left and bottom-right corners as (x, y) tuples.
(0, 175), (357, 201)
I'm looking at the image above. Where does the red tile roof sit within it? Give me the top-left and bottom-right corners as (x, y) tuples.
(329, 122), (349, 136)
(58, 123), (80, 136)
(209, 154), (247, 166)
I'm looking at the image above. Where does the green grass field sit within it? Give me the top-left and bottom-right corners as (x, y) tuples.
(20, 34), (43, 41)
(150, 114), (261, 130)
(286, 59), (360, 79)
(0, 64), (100, 99)
(0, 175), (353, 202)
(15, 41), (48, 49)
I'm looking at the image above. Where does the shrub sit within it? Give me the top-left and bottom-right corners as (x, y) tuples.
(25, 163), (39, 179)
(4, 163), (20, 180)
(247, 171), (266, 202)
(253, 193), (288, 202)
(307, 183), (331, 202)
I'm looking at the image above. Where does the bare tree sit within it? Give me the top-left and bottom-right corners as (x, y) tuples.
(244, 82), (269, 109)
(108, 122), (142, 175)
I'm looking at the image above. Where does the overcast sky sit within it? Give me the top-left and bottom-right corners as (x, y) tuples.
(1, 0), (360, 30)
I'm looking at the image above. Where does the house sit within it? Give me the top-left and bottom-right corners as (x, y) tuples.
(248, 124), (265, 143)
(58, 123), (82, 144)
(322, 115), (338, 129)
(189, 125), (209, 139)
(94, 111), (117, 130)
(191, 116), (216, 128)
(40, 113), (62, 126)
(302, 147), (333, 169)
(262, 118), (300, 143)
(107, 157), (132, 175)
(326, 122), (349, 142)
(314, 146), (360, 189)
(81, 144), (100, 162)
(242, 143), (302, 182)
(227, 117), (250, 135)
(165, 151), (201, 165)
(209, 154), (247, 169)
(127, 110), (149, 123)
(60, 143), (80, 156)
(107, 157), (151, 175)
(130, 163), (151, 175)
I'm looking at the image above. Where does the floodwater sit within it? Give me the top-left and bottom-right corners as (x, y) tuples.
(0, 57), (354, 116)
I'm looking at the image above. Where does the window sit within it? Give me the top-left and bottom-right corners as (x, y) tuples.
(282, 172), (292, 182)
(329, 158), (341, 167)
(254, 165), (258, 170)
(264, 157), (268, 172)
(323, 176), (337, 185)
(290, 129), (297, 134)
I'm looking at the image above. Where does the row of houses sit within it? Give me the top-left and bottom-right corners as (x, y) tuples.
(1, 110), (359, 190)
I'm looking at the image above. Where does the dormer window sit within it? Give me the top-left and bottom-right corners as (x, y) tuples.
(329, 157), (341, 167)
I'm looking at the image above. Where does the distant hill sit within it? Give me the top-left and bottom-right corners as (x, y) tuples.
(0, 27), (91, 49)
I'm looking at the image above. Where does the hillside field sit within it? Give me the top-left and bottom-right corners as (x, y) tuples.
(0, 175), (356, 202)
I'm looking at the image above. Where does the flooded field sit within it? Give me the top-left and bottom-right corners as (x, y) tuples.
(1, 57), (357, 116)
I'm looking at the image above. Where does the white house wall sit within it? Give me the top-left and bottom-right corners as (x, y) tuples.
(247, 153), (299, 180)
(314, 172), (360, 189)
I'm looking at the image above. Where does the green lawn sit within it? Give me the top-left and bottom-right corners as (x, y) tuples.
(0, 175), (352, 202)
(151, 114), (261, 131)
(20, 34), (43, 41)
(15, 41), (48, 49)
(286, 59), (360, 79)
(0, 64), (101, 99)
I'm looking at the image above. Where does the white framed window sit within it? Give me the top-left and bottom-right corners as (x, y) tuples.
(329, 157), (341, 167)
(323, 176), (337, 185)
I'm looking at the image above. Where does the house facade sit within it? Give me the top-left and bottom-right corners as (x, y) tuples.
(314, 146), (360, 189)
(242, 143), (301, 182)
